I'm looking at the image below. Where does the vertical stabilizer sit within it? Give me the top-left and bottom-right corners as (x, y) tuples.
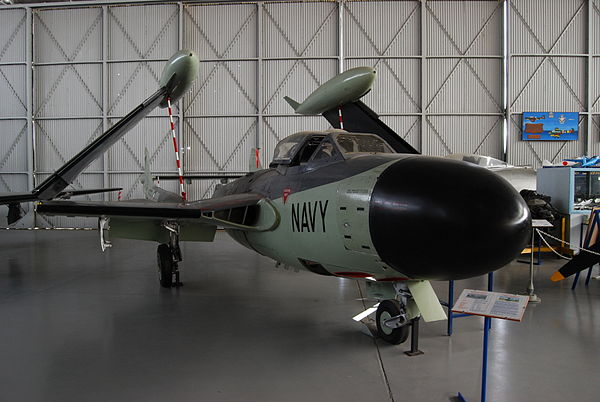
(142, 148), (155, 200)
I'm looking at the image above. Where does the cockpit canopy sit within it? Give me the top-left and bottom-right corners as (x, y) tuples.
(270, 130), (394, 167)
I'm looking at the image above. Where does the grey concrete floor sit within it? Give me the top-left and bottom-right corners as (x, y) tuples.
(0, 230), (599, 402)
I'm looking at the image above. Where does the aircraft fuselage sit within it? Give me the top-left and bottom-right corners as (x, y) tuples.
(214, 149), (531, 282)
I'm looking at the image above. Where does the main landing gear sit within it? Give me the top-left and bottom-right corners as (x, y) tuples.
(157, 223), (183, 288)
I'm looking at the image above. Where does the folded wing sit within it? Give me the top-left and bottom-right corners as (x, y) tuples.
(322, 100), (419, 154)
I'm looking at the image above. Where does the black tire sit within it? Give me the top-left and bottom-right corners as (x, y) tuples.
(157, 244), (173, 288)
(376, 299), (410, 345)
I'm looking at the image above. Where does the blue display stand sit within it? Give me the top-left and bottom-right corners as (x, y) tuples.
(455, 315), (493, 402)
(443, 273), (494, 336)
(453, 289), (529, 402)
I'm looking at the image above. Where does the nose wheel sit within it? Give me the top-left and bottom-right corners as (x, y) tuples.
(376, 299), (410, 344)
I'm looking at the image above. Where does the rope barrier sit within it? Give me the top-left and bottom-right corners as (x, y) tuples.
(535, 228), (600, 259)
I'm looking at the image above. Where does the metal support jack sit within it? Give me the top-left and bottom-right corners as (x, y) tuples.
(404, 316), (423, 356)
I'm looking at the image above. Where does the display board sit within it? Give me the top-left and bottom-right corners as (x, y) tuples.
(452, 289), (529, 321)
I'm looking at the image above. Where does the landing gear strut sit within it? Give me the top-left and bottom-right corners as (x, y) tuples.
(157, 222), (183, 288)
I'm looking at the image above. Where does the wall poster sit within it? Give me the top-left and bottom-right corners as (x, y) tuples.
(522, 112), (579, 141)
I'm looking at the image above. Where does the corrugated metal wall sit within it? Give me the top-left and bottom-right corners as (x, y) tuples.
(0, 0), (597, 228)
(0, 8), (29, 223)
(424, 1), (504, 157)
(184, 2), (259, 200)
(345, 0), (422, 149)
(508, 0), (590, 166)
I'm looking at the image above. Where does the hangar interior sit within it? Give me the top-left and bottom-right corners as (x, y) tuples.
(1, 1), (600, 401)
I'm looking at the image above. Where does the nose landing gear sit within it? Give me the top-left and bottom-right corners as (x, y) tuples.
(376, 299), (410, 344)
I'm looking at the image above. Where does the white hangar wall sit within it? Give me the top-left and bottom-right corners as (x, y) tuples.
(0, 0), (597, 228)
(508, 0), (598, 166)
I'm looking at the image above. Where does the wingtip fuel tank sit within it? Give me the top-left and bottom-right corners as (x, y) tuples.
(159, 49), (200, 108)
(285, 67), (376, 115)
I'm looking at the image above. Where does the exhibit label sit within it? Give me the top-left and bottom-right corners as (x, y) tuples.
(452, 289), (529, 321)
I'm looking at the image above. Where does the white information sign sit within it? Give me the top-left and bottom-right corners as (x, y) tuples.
(532, 219), (553, 228)
(452, 289), (529, 322)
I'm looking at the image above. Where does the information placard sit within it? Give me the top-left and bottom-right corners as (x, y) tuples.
(452, 289), (529, 322)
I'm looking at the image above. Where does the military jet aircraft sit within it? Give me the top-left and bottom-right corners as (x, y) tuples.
(9, 60), (531, 345)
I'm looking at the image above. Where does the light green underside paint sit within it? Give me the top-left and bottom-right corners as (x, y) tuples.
(110, 218), (216, 243)
(245, 160), (404, 278)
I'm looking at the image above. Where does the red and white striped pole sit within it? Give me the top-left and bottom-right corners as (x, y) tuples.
(338, 106), (344, 130)
(167, 97), (186, 201)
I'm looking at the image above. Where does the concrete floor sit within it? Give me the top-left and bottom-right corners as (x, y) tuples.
(0, 230), (599, 402)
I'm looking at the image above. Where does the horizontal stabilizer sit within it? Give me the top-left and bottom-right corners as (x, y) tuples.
(57, 187), (121, 199)
(150, 174), (245, 181)
(284, 96), (300, 111)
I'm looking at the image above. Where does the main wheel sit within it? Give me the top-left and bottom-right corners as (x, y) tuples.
(376, 299), (410, 345)
(157, 244), (173, 288)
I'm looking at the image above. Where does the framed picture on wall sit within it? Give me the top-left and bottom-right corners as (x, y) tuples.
(522, 112), (579, 141)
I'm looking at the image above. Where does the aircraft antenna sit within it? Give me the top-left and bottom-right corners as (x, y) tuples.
(166, 97), (187, 201)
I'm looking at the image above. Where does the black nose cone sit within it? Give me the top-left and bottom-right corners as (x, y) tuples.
(369, 156), (531, 280)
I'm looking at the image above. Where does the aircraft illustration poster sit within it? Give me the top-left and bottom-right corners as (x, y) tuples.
(522, 112), (579, 141)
